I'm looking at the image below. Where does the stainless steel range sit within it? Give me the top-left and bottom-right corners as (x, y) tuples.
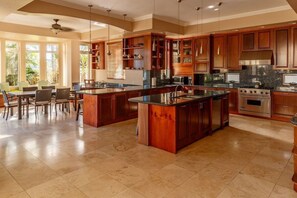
(238, 88), (271, 118)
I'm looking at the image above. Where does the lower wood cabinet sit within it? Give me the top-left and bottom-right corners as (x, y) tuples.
(272, 91), (297, 121)
(221, 95), (229, 125)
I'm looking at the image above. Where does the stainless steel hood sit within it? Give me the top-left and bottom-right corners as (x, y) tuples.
(239, 50), (273, 65)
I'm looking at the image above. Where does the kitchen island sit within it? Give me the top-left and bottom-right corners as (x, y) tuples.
(129, 90), (229, 153)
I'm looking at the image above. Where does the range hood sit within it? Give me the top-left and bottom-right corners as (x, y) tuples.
(239, 50), (273, 66)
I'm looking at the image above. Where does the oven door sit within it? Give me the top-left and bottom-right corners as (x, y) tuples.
(239, 95), (271, 117)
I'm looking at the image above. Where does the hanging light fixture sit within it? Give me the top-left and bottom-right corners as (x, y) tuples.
(195, 6), (201, 57)
(152, 0), (156, 52)
(123, 14), (127, 57)
(107, 9), (111, 56)
(177, 0), (182, 56)
(88, 5), (93, 54)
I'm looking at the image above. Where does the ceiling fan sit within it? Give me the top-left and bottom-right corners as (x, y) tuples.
(50, 19), (73, 34)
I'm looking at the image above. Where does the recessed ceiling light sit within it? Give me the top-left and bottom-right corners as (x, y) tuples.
(292, 22), (296, 25)
(208, 5), (215, 9)
(214, 8), (219, 11)
(93, 22), (107, 27)
(234, 29), (239, 32)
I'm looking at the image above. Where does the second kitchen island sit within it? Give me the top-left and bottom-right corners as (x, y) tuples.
(129, 90), (229, 153)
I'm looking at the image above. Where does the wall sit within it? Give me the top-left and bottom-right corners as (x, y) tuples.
(95, 69), (143, 85)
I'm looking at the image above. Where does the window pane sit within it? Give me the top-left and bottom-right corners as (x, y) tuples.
(80, 44), (89, 82)
(5, 41), (19, 86)
(46, 44), (59, 84)
(25, 44), (40, 85)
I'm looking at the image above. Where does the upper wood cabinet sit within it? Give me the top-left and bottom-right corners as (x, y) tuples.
(172, 39), (193, 76)
(193, 36), (211, 73)
(213, 35), (226, 69)
(292, 26), (297, 69)
(91, 42), (105, 70)
(226, 33), (241, 70)
(274, 27), (290, 68)
(123, 33), (165, 70)
(241, 30), (272, 51)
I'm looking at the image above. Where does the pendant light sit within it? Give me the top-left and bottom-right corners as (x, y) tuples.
(123, 14), (127, 56)
(216, 2), (223, 55)
(177, 0), (182, 56)
(152, 0), (156, 52)
(107, 9), (111, 56)
(88, 4), (93, 54)
(195, 6), (201, 57)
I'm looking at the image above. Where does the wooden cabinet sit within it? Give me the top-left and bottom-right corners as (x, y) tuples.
(127, 91), (142, 117)
(226, 34), (241, 70)
(114, 93), (127, 120)
(258, 30), (272, 49)
(274, 28), (290, 68)
(198, 99), (211, 136)
(151, 34), (165, 70)
(172, 39), (193, 76)
(228, 89), (238, 114)
(272, 92), (297, 119)
(241, 30), (272, 51)
(123, 33), (165, 70)
(221, 95), (229, 126)
(0, 94), (3, 107)
(176, 104), (190, 150)
(99, 94), (113, 125)
(292, 27), (297, 69)
(123, 36), (145, 70)
(91, 42), (105, 69)
(194, 36), (211, 73)
(213, 35), (226, 69)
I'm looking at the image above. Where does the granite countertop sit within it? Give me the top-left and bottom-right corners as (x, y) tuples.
(128, 90), (229, 106)
(291, 115), (297, 125)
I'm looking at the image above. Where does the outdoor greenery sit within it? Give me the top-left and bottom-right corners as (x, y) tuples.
(25, 44), (40, 85)
(80, 44), (89, 81)
(5, 41), (19, 86)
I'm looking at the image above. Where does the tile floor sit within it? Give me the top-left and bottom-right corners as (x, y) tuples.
(0, 110), (296, 198)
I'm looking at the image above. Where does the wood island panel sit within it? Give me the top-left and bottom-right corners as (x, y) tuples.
(83, 94), (100, 127)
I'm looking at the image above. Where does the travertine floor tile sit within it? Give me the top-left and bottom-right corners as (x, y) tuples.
(269, 185), (297, 198)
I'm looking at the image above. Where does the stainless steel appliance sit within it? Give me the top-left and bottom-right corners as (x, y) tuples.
(172, 76), (192, 85)
(212, 96), (222, 131)
(238, 88), (271, 118)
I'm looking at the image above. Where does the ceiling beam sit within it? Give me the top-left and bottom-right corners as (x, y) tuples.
(287, 0), (297, 13)
(19, 0), (133, 31)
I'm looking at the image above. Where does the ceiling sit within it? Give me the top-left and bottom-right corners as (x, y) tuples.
(0, 0), (293, 34)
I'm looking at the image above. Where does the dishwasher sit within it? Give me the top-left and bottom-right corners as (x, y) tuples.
(212, 96), (222, 132)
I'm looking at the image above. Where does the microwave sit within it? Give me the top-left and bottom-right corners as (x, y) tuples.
(172, 76), (192, 85)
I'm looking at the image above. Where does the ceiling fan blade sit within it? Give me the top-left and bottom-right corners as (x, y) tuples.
(61, 27), (74, 32)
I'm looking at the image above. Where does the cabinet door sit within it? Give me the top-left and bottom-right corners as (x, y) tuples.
(213, 35), (226, 69)
(176, 104), (189, 150)
(227, 34), (241, 70)
(127, 91), (141, 117)
(242, 32), (255, 51)
(189, 102), (200, 141)
(292, 27), (297, 69)
(258, 30), (272, 49)
(199, 100), (211, 135)
(275, 28), (289, 68)
(114, 93), (127, 120)
(99, 94), (113, 124)
(273, 92), (297, 116)
(229, 89), (238, 114)
(195, 37), (209, 61)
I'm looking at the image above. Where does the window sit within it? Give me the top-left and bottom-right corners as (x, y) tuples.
(46, 44), (59, 84)
(25, 44), (40, 85)
(5, 41), (19, 86)
(79, 44), (89, 82)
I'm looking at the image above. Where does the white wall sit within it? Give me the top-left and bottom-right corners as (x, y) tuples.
(95, 69), (143, 85)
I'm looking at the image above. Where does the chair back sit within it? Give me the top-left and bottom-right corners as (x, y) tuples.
(1, 90), (10, 105)
(55, 88), (70, 100)
(18, 81), (29, 91)
(0, 82), (10, 91)
(35, 89), (52, 103)
(73, 84), (81, 91)
(23, 86), (38, 91)
(41, 85), (55, 90)
(37, 80), (49, 89)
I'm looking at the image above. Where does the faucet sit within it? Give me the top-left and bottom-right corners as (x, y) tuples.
(174, 84), (185, 97)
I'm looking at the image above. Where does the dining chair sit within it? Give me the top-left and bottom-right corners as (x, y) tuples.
(18, 81), (29, 91)
(30, 89), (52, 117)
(41, 85), (56, 90)
(69, 84), (81, 110)
(23, 86), (38, 91)
(37, 80), (49, 89)
(53, 88), (70, 115)
(76, 99), (83, 121)
(1, 90), (28, 120)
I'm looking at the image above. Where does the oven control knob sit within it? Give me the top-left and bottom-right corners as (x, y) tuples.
(254, 91), (257, 93)
(261, 92), (263, 94)
(250, 91), (252, 93)
(244, 90), (247, 93)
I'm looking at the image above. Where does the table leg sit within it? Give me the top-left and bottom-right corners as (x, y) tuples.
(74, 92), (77, 111)
(18, 96), (22, 120)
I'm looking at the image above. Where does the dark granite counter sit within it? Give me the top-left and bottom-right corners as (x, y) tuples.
(128, 90), (229, 106)
(291, 115), (297, 125)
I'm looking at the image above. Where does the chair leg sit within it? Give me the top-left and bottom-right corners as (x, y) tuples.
(76, 103), (80, 121)
(3, 107), (6, 118)
(6, 108), (9, 120)
(55, 104), (57, 116)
